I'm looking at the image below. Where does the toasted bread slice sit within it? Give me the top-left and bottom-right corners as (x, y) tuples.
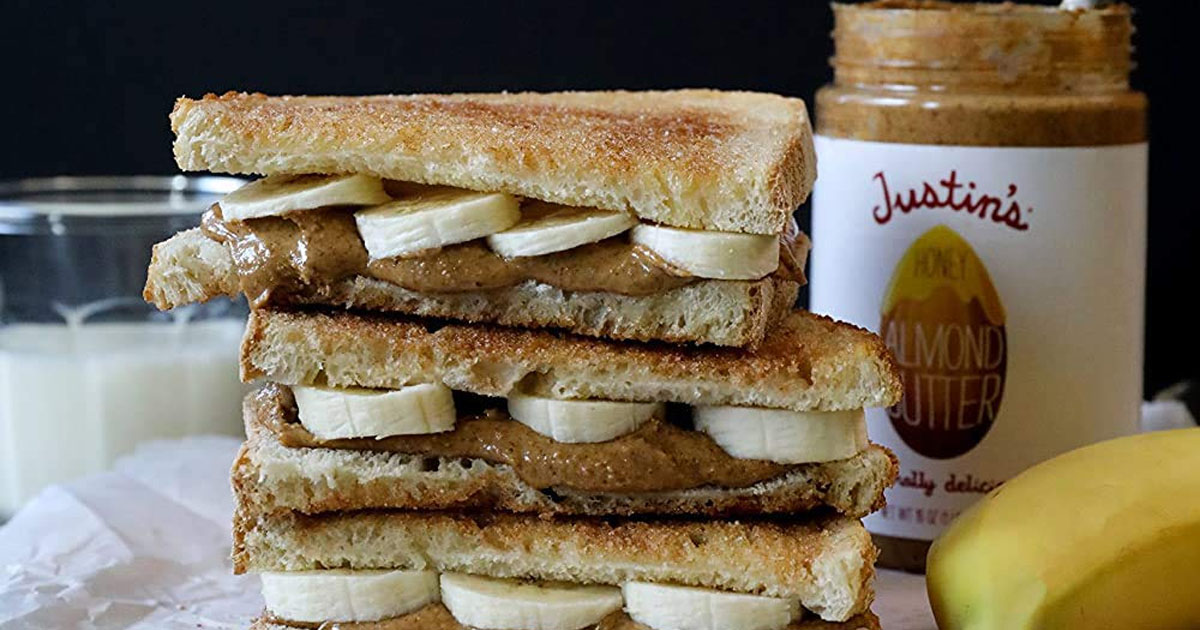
(233, 507), (876, 622)
(250, 605), (882, 630)
(237, 386), (897, 518)
(171, 91), (815, 235)
(143, 228), (241, 307)
(240, 308), (902, 412)
(144, 228), (800, 347)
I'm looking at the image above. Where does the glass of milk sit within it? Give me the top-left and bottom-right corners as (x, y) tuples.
(0, 176), (248, 519)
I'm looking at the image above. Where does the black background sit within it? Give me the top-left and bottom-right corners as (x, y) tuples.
(2, 1), (1196, 395)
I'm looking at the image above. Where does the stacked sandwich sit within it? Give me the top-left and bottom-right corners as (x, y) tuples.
(146, 91), (902, 630)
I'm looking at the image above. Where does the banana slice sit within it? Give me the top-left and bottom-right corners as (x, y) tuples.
(261, 569), (440, 623)
(623, 582), (800, 630)
(693, 406), (868, 464)
(293, 383), (456, 440)
(440, 573), (623, 630)
(630, 224), (779, 280)
(507, 390), (662, 443)
(355, 185), (521, 258)
(219, 174), (391, 221)
(486, 201), (637, 258)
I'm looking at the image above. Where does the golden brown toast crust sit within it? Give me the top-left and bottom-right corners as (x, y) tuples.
(171, 91), (815, 234)
(232, 508), (877, 621)
(240, 308), (903, 412)
(237, 386), (898, 518)
(250, 605), (882, 630)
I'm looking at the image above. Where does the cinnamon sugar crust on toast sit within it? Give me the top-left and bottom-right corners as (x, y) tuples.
(232, 508), (877, 622)
(238, 308), (902, 412)
(171, 90), (815, 235)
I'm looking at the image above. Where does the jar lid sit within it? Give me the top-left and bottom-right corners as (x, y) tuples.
(0, 175), (245, 235)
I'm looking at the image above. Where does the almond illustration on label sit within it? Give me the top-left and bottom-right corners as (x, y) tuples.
(880, 225), (1007, 459)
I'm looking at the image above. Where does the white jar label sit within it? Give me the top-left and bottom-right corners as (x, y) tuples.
(810, 136), (1148, 541)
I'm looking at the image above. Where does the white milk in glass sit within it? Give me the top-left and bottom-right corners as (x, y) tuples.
(0, 175), (246, 519)
(0, 318), (245, 516)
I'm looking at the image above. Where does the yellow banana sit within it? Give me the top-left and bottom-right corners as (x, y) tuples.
(927, 428), (1200, 629)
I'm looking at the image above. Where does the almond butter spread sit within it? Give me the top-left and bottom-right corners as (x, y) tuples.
(201, 202), (809, 306)
(260, 384), (791, 493)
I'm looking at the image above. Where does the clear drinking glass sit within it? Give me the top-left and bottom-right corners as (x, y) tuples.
(0, 175), (248, 518)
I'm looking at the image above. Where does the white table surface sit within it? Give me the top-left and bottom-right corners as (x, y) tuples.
(0, 437), (936, 630)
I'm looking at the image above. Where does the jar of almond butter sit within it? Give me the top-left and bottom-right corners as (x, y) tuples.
(810, 2), (1147, 572)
